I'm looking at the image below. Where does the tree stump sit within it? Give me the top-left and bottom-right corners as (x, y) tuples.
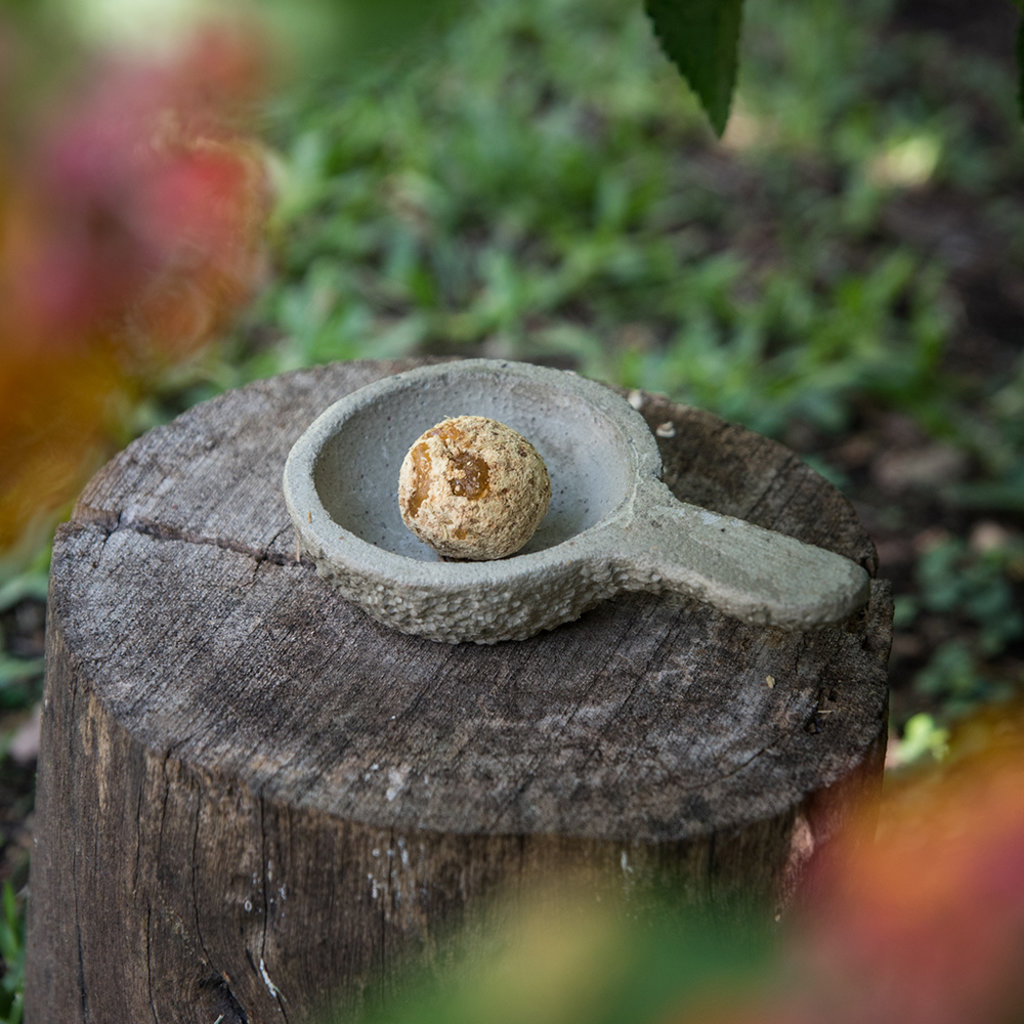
(26, 359), (891, 1024)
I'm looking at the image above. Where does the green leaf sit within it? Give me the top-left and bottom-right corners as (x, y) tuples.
(0, 572), (48, 614)
(895, 713), (949, 766)
(644, 0), (744, 136)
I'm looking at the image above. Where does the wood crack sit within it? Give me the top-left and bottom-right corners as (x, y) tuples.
(190, 791), (215, 972)
(256, 792), (289, 1021)
(145, 905), (160, 1024)
(80, 505), (301, 568)
(742, 452), (803, 525)
(566, 629), (671, 805)
(132, 770), (146, 898)
(486, 666), (607, 833)
(381, 825), (395, 1005)
(69, 677), (92, 1024)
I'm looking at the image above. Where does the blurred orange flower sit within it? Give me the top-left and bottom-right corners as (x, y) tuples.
(0, 19), (271, 557)
(656, 704), (1024, 1024)
(786, 702), (1024, 1024)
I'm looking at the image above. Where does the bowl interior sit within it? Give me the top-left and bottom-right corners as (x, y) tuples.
(312, 366), (637, 560)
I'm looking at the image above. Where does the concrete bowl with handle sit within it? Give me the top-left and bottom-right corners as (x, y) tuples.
(283, 360), (869, 644)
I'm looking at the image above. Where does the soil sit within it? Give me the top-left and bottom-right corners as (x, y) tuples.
(890, 0), (1020, 57)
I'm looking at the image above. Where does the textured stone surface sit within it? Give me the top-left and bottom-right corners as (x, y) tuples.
(284, 360), (869, 642)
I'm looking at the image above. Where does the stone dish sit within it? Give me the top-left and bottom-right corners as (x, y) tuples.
(282, 360), (869, 643)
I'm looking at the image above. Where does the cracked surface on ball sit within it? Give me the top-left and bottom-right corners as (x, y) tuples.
(398, 415), (551, 560)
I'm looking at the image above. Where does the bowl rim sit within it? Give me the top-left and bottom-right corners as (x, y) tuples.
(282, 359), (662, 589)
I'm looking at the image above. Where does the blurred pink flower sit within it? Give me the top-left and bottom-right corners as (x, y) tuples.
(786, 704), (1024, 1024)
(0, 17), (272, 552)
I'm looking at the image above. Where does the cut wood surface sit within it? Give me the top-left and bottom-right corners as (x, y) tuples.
(26, 359), (891, 1024)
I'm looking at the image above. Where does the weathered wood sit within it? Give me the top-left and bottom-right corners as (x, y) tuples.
(26, 359), (891, 1024)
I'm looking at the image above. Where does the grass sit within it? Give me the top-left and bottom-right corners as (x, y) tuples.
(171, 0), (1010, 445)
(0, 883), (23, 1024)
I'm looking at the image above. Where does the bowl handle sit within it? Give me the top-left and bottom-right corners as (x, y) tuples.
(603, 480), (870, 630)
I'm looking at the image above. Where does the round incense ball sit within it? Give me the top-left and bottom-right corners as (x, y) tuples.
(398, 416), (551, 560)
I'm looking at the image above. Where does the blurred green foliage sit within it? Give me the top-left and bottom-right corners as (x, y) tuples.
(0, 883), (24, 1024)
(354, 893), (773, 1024)
(915, 537), (1024, 656)
(893, 711), (950, 764)
(0, 548), (47, 715)
(197, 0), (1018, 445)
(898, 535), (1024, 715)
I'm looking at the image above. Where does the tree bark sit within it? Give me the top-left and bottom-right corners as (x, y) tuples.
(26, 359), (891, 1024)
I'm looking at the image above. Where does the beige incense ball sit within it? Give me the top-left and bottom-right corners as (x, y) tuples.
(398, 415), (551, 560)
